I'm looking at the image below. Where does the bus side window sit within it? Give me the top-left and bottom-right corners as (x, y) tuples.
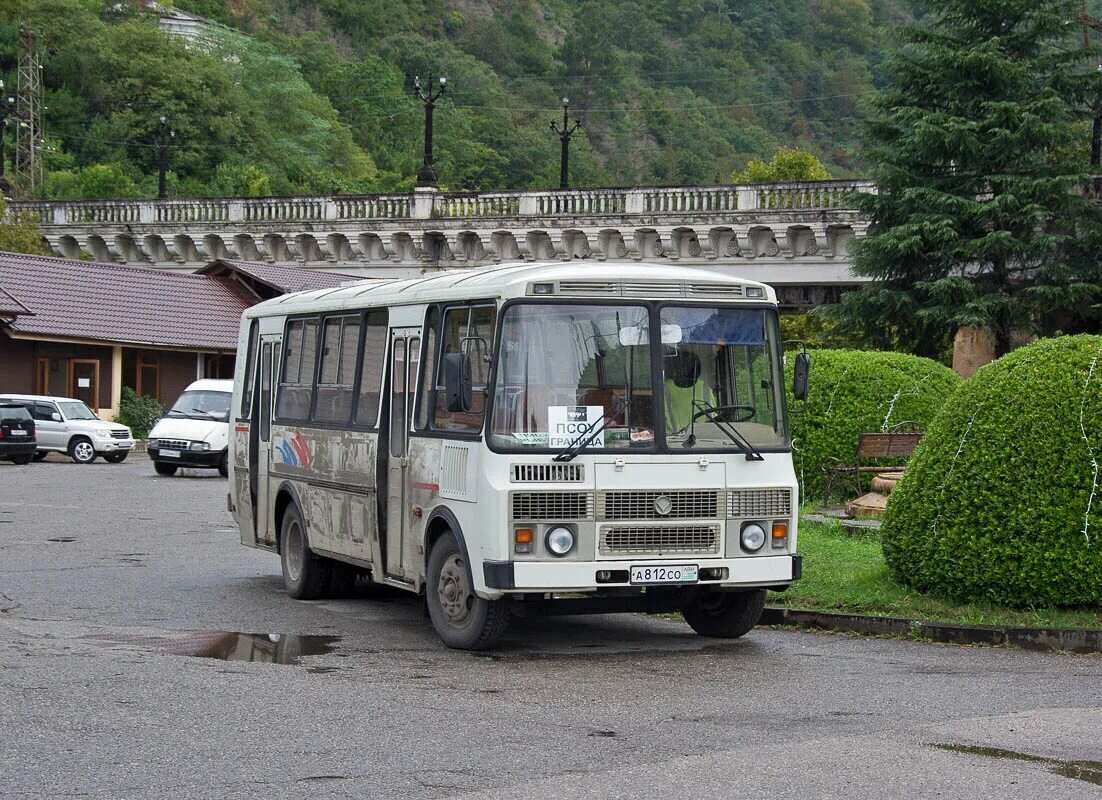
(433, 305), (496, 432)
(416, 307), (440, 430)
(354, 309), (388, 427)
(315, 314), (360, 424)
(276, 318), (318, 420)
(239, 320), (258, 420)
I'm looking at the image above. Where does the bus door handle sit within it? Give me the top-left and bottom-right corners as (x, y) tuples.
(399, 456), (409, 468)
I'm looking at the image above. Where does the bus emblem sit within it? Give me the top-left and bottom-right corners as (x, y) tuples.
(653, 495), (673, 516)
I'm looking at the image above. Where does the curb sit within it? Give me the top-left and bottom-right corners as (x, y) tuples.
(761, 607), (1102, 654)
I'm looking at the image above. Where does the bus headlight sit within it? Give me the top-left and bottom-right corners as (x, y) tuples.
(740, 522), (766, 552)
(545, 526), (575, 557)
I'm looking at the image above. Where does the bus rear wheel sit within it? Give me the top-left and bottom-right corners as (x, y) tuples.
(426, 533), (509, 650)
(682, 589), (766, 639)
(280, 503), (331, 600)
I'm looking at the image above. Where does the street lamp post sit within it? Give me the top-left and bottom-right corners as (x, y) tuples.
(414, 74), (446, 187)
(154, 115), (174, 200)
(550, 97), (581, 190)
(0, 80), (14, 198)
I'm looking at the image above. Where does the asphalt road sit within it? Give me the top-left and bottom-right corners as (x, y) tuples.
(1, 455), (1099, 799)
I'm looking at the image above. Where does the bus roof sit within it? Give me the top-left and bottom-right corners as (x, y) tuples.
(242, 261), (776, 318)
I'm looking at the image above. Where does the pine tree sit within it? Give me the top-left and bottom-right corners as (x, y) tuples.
(823, 0), (1102, 358)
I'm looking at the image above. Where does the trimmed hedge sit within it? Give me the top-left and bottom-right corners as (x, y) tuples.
(880, 336), (1102, 607)
(785, 349), (961, 500)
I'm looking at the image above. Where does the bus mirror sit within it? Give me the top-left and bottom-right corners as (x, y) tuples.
(792, 352), (810, 401)
(444, 353), (473, 413)
(618, 326), (646, 347)
(660, 324), (682, 344)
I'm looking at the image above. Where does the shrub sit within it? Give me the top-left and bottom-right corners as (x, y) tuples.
(880, 335), (1102, 607)
(115, 387), (164, 439)
(784, 349), (961, 500)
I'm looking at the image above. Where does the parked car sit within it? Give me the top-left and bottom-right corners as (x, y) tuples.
(0, 394), (135, 464)
(147, 379), (233, 477)
(0, 402), (36, 464)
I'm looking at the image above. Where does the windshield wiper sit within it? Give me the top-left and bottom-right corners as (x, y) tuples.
(553, 415), (615, 463)
(687, 401), (765, 461)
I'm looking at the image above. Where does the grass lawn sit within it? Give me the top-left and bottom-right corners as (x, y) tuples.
(772, 519), (1102, 631)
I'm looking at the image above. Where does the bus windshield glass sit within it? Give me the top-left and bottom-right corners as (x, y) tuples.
(490, 303), (656, 450)
(660, 306), (784, 450)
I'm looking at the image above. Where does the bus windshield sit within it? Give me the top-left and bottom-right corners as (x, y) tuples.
(490, 303), (656, 450)
(659, 306), (785, 450)
(489, 303), (786, 452)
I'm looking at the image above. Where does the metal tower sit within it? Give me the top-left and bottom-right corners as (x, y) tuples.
(14, 27), (44, 197)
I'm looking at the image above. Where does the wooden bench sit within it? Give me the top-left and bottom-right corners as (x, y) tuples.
(822, 422), (924, 505)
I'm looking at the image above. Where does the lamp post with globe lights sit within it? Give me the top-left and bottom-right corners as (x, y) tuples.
(414, 74), (446, 187)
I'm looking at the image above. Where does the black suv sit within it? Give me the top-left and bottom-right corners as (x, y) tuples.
(0, 403), (36, 464)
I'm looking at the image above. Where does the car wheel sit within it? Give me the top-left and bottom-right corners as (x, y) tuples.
(217, 450), (229, 478)
(154, 461), (177, 476)
(11, 455), (32, 465)
(280, 503), (330, 600)
(32, 451), (47, 462)
(681, 589), (766, 639)
(104, 452), (128, 464)
(426, 532), (509, 650)
(69, 437), (97, 464)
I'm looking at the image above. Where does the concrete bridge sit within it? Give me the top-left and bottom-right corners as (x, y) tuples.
(9, 180), (874, 307)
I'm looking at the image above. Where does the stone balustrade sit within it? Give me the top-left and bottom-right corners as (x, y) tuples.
(6, 181), (874, 306)
(13, 180), (873, 228)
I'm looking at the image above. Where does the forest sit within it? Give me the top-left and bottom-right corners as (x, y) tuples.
(0, 0), (1090, 198)
(0, 0), (924, 198)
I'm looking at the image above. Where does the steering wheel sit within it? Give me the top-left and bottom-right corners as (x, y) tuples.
(692, 404), (756, 424)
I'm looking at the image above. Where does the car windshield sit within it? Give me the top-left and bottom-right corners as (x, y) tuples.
(660, 306), (785, 449)
(489, 303), (656, 451)
(168, 390), (232, 421)
(57, 401), (98, 420)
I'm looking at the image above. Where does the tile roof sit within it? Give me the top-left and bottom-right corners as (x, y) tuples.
(199, 260), (361, 296)
(0, 285), (32, 317)
(0, 251), (252, 350)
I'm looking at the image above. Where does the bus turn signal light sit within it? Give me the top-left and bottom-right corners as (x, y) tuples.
(772, 521), (788, 549)
(514, 528), (534, 554)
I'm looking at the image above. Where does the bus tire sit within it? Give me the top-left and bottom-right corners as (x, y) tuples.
(280, 503), (330, 600)
(426, 532), (509, 650)
(682, 589), (766, 639)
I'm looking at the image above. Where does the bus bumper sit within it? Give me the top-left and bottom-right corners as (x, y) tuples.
(484, 554), (801, 592)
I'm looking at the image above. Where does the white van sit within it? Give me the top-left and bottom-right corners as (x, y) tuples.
(147, 379), (233, 477)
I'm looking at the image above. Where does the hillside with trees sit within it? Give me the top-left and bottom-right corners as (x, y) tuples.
(1, 0), (920, 198)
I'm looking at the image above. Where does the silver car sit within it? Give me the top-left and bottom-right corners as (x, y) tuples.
(0, 394), (135, 464)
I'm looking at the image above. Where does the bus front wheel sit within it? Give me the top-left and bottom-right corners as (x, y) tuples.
(426, 533), (509, 650)
(682, 589), (766, 639)
(280, 503), (331, 600)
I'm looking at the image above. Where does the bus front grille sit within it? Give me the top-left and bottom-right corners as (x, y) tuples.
(511, 492), (593, 521)
(510, 463), (585, 483)
(599, 525), (721, 556)
(727, 488), (792, 518)
(597, 490), (723, 520)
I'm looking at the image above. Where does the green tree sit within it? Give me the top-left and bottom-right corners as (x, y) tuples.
(732, 146), (831, 183)
(822, 0), (1102, 358)
(0, 198), (50, 255)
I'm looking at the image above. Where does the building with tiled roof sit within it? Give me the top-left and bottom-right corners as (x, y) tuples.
(0, 252), (354, 418)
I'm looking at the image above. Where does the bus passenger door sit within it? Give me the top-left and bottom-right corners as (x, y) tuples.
(384, 330), (419, 578)
(254, 338), (279, 545)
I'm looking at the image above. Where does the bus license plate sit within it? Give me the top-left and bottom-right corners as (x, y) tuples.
(630, 565), (698, 585)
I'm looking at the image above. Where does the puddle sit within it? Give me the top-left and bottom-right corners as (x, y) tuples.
(933, 743), (1102, 787)
(184, 632), (341, 664)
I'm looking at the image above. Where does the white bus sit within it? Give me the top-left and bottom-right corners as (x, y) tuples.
(228, 262), (808, 649)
